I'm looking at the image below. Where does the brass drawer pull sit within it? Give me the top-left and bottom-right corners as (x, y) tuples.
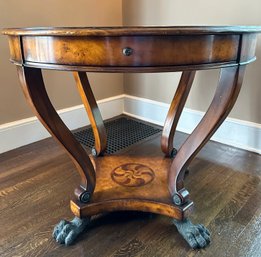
(122, 47), (133, 56)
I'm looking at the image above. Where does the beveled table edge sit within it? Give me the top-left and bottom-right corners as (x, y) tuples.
(20, 61), (242, 73)
(2, 25), (261, 36)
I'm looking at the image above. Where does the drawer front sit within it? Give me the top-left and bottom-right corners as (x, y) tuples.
(22, 35), (240, 67)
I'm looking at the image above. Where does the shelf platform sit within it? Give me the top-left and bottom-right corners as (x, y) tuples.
(71, 154), (193, 220)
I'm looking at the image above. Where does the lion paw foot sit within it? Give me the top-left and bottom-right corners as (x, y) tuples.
(173, 218), (210, 249)
(53, 216), (90, 245)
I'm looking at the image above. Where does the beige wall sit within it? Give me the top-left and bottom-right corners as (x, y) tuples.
(1, 1), (260, 125)
(123, 0), (261, 123)
(0, 0), (123, 124)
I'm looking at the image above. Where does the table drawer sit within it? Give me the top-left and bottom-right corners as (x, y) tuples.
(22, 35), (239, 67)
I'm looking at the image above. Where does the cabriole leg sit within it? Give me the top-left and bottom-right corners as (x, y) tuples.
(169, 66), (246, 248)
(161, 71), (196, 157)
(74, 72), (107, 156)
(17, 66), (96, 244)
(169, 66), (245, 204)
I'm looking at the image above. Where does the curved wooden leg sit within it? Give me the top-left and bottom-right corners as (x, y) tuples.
(74, 72), (107, 156)
(161, 71), (196, 157)
(17, 66), (96, 202)
(169, 66), (246, 205)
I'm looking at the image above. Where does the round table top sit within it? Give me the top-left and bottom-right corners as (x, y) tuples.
(2, 26), (261, 37)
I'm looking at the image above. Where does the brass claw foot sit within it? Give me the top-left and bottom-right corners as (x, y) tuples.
(53, 216), (90, 245)
(173, 218), (210, 249)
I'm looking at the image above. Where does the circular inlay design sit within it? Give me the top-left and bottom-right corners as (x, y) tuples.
(111, 163), (155, 187)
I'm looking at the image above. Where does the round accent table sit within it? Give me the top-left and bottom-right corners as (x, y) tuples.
(3, 26), (261, 248)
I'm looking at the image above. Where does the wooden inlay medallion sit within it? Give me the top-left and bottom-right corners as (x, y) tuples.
(111, 163), (155, 187)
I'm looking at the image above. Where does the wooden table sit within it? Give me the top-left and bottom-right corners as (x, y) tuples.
(3, 26), (261, 249)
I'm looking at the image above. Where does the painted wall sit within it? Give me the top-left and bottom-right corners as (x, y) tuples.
(1, 0), (260, 126)
(0, 0), (123, 124)
(123, 0), (261, 124)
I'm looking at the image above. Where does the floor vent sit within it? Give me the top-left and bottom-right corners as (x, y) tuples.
(73, 117), (162, 154)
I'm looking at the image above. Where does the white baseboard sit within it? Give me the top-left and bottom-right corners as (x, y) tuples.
(1, 93), (260, 154)
(123, 95), (261, 154)
(0, 95), (124, 153)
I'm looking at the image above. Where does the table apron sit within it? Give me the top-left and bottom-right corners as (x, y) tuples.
(21, 34), (240, 68)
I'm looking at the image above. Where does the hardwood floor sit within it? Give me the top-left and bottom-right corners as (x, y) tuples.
(0, 118), (260, 257)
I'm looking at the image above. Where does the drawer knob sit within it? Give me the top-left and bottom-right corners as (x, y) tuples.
(122, 47), (133, 56)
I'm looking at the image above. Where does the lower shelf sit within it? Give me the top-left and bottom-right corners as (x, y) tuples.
(70, 154), (193, 220)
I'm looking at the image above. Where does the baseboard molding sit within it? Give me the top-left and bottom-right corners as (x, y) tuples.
(0, 95), (124, 153)
(123, 95), (261, 154)
(1, 93), (260, 154)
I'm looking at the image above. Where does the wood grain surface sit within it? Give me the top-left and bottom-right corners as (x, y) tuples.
(3, 26), (260, 72)
(21, 35), (239, 67)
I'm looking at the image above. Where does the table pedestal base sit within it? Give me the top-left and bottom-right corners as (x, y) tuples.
(15, 65), (245, 250)
(70, 155), (193, 219)
(53, 154), (210, 248)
